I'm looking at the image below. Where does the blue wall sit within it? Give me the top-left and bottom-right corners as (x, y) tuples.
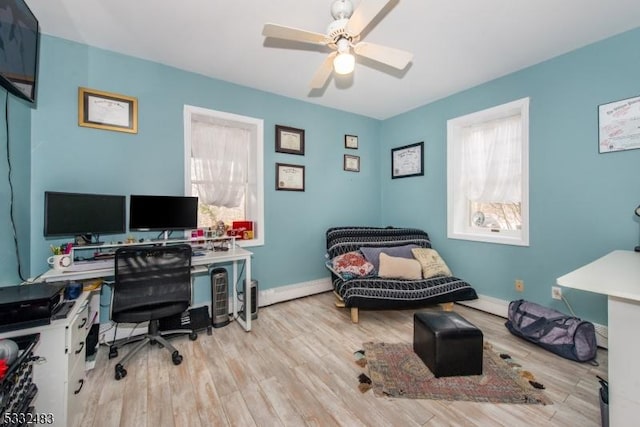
(0, 92), (31, 285)
(380, 28), (640, 326)
(3, 28), (639, 327)
(28, 35), (381, 306)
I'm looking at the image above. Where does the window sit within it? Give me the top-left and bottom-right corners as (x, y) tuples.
(184, 106), (264, 246)
(447, 98), (529, 246)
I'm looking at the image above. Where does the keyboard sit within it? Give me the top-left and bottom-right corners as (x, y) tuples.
(66, 259), (114, 272)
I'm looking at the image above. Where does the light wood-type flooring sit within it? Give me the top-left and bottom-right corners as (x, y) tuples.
(77, 291), (607, 427)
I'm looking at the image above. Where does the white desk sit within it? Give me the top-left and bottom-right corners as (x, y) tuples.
(557, 250), (640, 427)
(40, 246), (254, 332)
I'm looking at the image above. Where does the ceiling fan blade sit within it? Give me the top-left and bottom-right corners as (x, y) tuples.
(345, 0), (392, 36)
(354, 42), (413, 69)
(310, 52), (337, 89)
(262, 23), (329, 45)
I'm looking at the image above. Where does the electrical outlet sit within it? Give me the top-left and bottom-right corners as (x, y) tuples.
(515, 279), (524, 292)
(551, 286), (562, 300)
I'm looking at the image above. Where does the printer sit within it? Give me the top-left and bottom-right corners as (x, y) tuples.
(0, 282), (66, 332)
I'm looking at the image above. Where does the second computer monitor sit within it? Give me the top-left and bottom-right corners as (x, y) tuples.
(129, 195), (198, 232)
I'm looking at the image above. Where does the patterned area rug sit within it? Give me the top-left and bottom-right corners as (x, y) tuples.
(356, 342), (552, 405)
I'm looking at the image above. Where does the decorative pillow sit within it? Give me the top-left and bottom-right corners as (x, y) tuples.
(377, 252), (422, 280)
(411, 248), (452, 279)
(360, 244), (419, 271)
(328, 251), (375, 280)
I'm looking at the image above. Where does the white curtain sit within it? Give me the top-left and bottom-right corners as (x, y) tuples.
(191, 121), (249, 208)
(461, 114), (521, 203)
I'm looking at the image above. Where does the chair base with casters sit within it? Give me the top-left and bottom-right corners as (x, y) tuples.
(108, 318), (198, 380)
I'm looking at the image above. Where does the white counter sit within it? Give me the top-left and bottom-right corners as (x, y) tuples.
(557, 250), (640, 427)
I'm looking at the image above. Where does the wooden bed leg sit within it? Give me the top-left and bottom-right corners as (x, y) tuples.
(333, 291), (345, 308)
(350, 307), (359, 323)
(333, 290), (358, 323)
(440, 302), (454, 312)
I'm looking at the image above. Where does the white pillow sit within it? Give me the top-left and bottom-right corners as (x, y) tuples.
(377, 252), (422, 280)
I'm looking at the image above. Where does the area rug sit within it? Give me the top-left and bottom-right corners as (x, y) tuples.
(356, 342), (552, 405)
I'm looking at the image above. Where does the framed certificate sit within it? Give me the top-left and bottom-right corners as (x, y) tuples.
(344, 154), (360, 172)
(345, 134), (358, 149)
(598, 95), (640, 153)
(78, 87), (138, 133)
(276, 163), (305, 191)
(391, 141), (424, 179)
(275, 125), (305, 155)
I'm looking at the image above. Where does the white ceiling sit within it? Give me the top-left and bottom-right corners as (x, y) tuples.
(24, 0), (640, 119)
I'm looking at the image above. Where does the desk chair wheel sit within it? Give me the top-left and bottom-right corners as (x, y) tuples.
(189, 332), (198, 341)
(172, 351), (183, 365)
(115, 364), (127, 380)
(108, 346), (118, 359)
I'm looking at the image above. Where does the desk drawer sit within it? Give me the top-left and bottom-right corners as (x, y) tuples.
(67, 305), (89, 372)
(66, 359), (87, 427)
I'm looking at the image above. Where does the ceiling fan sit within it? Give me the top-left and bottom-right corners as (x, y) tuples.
(262, 0), (413, 89)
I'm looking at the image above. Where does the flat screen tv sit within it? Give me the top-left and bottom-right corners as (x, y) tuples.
(0, 0), (39, 103)
(44, 191), (126, 238)
(129, 195), (198, 231)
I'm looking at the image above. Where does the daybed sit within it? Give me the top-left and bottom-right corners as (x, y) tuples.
(326, 226), (478, 323)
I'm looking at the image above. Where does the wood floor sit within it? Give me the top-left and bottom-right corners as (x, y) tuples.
(77, 292), (607, 427)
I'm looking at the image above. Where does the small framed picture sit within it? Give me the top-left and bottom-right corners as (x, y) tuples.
(344, 154), (360, 172)
(276, 163), (305, 191)
(78, 87), (138, 133)
(345, 134), (358, 149)
(391, 141), (424, 179)
(276, 125), (305, 155)
(598, 95), (640, 153)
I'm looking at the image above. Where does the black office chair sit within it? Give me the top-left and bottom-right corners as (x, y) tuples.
(108, 244), (197, 380)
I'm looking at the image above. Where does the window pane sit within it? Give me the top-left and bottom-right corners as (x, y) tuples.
(197, 202), (245, 228)
(469, 201), (521, 231)
(192, 183), (245, 228)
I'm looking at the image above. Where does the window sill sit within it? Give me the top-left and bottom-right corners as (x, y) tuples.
(447, 231), (529, 247)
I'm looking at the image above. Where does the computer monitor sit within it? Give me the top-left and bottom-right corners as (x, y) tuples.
(129, 195), (198, 232)
(44, 191), (126, 240)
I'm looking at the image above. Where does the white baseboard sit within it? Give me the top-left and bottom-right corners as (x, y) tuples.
(457, 294), (608, 349)
(258, 277), (333, 307)
(457, 294), (510, 318)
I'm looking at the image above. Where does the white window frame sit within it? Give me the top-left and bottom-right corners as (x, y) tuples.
(184, 105), (264, 247)
(447, 97), (530, 246)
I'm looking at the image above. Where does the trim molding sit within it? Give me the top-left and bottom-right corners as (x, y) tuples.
(457, 293), (509, 317)
(259, 277), (333, 307)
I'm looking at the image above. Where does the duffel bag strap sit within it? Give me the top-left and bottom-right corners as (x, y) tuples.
(519, 315), (572, 338)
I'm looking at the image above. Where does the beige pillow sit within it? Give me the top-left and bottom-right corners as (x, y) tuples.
(411, 248), (453, 279)
(378, 252), (422, 280)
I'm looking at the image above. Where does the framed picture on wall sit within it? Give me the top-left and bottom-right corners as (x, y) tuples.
(276, 163), (305, 191)
(598, 95), (640, 153)
(275, 125), (305, 155)
(345, 134), (358, 149)
(391, 141), (424, 179)
(78, 87), (138, 134)
(344, 154), (360, 172)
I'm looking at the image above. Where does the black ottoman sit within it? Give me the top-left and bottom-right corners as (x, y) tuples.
(413, 311), (483, 378)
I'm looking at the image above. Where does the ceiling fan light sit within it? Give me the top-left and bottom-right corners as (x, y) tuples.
(333, 52), (355, 75)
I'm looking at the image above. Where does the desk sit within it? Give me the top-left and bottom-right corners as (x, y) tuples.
(40, 246), (254, 332)
(557, 250), (640, 427)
